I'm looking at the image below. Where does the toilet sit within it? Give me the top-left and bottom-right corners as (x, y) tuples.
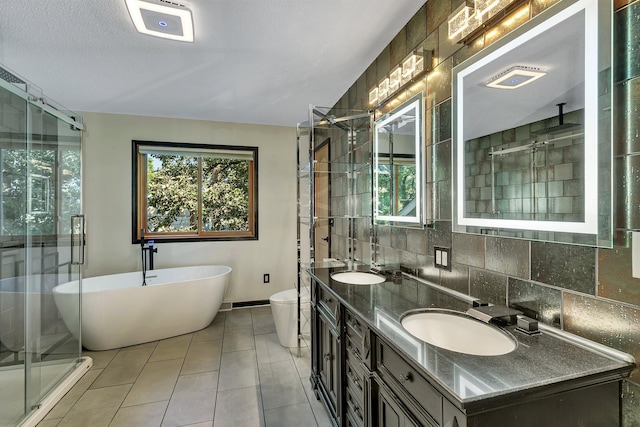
(270, 287), (310, 348)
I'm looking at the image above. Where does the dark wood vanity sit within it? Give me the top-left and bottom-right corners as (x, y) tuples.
(309, 268), (633, 427)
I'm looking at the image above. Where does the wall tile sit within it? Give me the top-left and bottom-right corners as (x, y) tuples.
(439, 263), (469, 294)
(426, 0), (452, 34)
(598, 233), (640, 307)
(452, 233), (485, 268)
(508, 278), (561, 327)
(622, 380), (640, 426)
(427, 220), (452, 254)
(531, 0), (562, 17)
(391, 227), (407, 250)
(423, 31), (439, 71)
(438, 22), (463, 63)
(452, 35), (485, 67)
(615, 154), (640, 230)
(614, 2), (640, 83)
(377, 46), (391, 81)
(530, 241), (596, 294)
(406, 228), (428, 255)
(407, 6), (427, 51)
(614, 79), (640, 156)
(563, 292), (640, 382)
(469, 268), (507, 305)
(485, 236), (530, 279)
(427, 58), (453, 108)
(417, 255), (440, 284)
(390, 28), (408, 66)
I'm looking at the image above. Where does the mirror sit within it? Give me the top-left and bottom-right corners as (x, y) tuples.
(452, 0), (612, 246)
(374, 94), (423, 225)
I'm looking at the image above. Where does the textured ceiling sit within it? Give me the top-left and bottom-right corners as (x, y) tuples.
(0, 0), (426, 126)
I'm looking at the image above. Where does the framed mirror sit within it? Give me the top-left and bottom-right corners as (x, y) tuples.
(374, 94), (424, 225)
(452, 0), (612, 246)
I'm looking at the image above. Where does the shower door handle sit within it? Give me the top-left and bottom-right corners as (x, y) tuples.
(71, 215), (86, 265)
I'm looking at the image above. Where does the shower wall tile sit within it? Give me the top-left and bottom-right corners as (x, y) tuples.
(598, 233), (640, 307)
(439, 263), (469, 294)
(469, 268), (507, 305)
(530, 241), (596, 295)
(563, 292), (640, 382)
(485, 236), (530, 279)
(508, 278), (561, 328)
(622, 381), (640, 425)
(452, 233), (485, 268)
(406, 6), (427, 51)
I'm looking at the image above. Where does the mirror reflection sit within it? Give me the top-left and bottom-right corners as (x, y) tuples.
(452, 0), (611, 246)
(374, 94), (423, 225)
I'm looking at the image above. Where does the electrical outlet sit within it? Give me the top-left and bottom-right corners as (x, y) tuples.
(263, 273), (270, 284)
(434, 247), (452, 271)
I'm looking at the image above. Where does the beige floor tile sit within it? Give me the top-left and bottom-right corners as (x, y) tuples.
(217, 349), (259, 391)
(149, 334), (193, 362)
(181, 422), (213, 427)
(258, 360), (307, 410)
(291, 345), (312, 378)
(91, 348), (153, 389)
(221, 325), (255, 353)
(181, 340), (222, 375)
(251, 307), (276, 336)
(43, 369), (102, 420)
(264, 402), (317, 427)
(122, 358), (183, 407)
(223, 309), (253, 329)
(36, 418), (61, 427)
(83, 349), (119, 370)
(302, 378), (333, 427)
(254, 333), (292, 364)
(161, 371), (218, 427)
(57, 384), (131, 427)
(213, 386), (264, 427)
(109, 400), (168, 427)
(192, 317), (225, 342)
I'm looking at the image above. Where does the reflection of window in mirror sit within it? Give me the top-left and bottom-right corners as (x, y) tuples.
(374, 93), (423, 225)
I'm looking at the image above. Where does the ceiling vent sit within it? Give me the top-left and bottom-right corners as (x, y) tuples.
(125, 0), (194, 42)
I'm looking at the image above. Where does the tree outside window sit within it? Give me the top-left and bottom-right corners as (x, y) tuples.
(133, 141), (258, 242)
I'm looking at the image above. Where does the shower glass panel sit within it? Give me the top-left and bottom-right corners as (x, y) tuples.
(0, 68), (83, 426)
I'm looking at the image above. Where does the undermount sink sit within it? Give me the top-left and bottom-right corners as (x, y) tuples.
(331, 271), (385, 285)
(401, 310), (517, 356)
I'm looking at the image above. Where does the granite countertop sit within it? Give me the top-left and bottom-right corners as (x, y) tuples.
(308, 266), (634, 412)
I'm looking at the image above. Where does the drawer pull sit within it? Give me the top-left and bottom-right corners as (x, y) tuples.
(323, 352), (331, 361)
(324, 297), (332, 304)
(398, 372), (412, 383)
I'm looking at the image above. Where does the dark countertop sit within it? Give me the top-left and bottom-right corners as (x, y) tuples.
(308, 266), (634, 412)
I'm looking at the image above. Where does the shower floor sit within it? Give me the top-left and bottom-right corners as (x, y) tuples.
(34, 306), (328, 427)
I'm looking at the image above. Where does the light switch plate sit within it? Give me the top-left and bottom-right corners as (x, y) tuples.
(434, 246), (452, 271)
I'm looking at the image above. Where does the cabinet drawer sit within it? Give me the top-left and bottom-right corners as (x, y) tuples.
(346, 358), (365, 394)
(346, 334), (365, 370)
(318, 285), (338, 319)
(345, 381), (365, 426)
(378, 342), (443, 426)
(345, 310), (364, 340)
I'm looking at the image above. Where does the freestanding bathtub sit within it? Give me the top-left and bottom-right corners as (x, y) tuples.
(53, 265), (231, 351)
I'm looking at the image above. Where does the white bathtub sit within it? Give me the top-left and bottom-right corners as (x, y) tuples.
(53, 265), (231, 351)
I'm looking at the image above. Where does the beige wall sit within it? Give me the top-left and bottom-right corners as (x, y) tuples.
(81, 112), (297, 303)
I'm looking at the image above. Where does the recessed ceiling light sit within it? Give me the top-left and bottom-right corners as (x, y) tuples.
(486, 66), (546, 89)
(125, 0), (194, 42)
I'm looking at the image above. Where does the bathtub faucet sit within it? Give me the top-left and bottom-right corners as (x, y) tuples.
(140, 229), (158, 286)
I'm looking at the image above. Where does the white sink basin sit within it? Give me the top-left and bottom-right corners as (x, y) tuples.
(401, 310), (517, 356)
(331, 271), (385, 285)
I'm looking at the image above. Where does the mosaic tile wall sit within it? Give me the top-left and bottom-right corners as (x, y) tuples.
(326, 0), (640, 424)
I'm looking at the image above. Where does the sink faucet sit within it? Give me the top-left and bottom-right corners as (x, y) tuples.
(466, 305), (522, 324)
(140, 229), (158, 286)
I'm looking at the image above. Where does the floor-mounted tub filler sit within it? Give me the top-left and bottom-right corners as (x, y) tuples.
(53, 265), (231, 351)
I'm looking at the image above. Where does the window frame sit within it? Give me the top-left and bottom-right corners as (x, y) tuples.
(132, 140), (258, 243)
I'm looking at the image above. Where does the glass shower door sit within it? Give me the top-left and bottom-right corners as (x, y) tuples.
(0, 67), (83, 426)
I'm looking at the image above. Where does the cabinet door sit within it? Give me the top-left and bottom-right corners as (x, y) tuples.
(373, 378), (436, 427)
(317, 309), (340, 419)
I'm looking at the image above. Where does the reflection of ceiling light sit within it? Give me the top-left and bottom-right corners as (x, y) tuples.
(125, 0), (194, 42)
(486, 66), (546, 89)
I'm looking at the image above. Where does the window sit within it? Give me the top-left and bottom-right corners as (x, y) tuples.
(133, 141), (258, 242)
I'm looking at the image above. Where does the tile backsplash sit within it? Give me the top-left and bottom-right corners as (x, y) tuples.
(325, 0), (640, 424)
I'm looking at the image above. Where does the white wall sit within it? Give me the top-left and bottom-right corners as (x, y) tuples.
(81, 112), (298, 303)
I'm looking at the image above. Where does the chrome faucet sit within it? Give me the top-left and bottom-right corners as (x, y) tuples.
(140, 229), (158, 286)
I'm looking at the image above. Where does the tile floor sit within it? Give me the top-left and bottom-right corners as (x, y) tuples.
(36, 307), (331, 427)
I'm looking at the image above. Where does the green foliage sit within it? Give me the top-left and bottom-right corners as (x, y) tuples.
(146, 154), (250, 233)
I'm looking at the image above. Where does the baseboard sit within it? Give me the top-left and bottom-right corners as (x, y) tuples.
(232, 299), (270, 308)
